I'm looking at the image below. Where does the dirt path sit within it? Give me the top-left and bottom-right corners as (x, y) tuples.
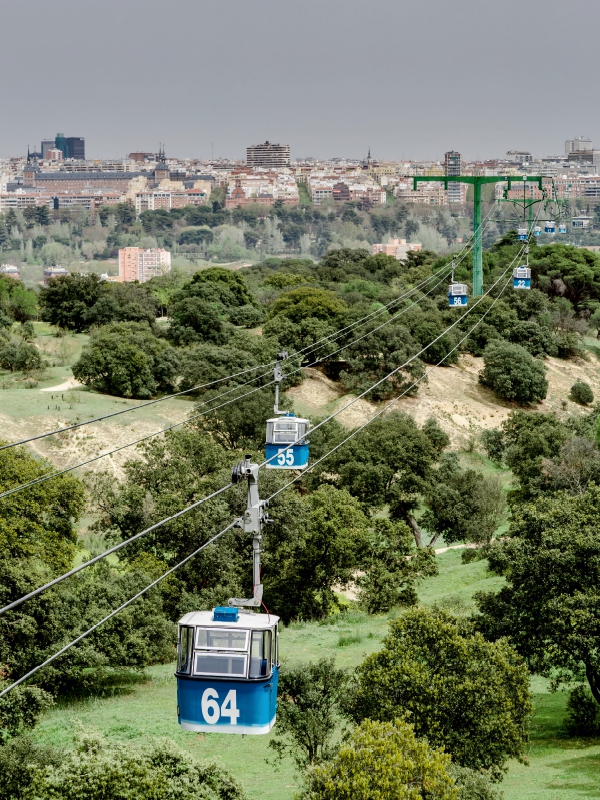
(40, 377), (82, 392)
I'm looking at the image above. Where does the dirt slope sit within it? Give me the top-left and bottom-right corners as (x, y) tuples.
(288, 352), (600, 447)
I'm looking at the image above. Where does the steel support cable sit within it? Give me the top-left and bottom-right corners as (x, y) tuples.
(258, 242), (529, 470)
(266, 272), (520, 503)
(0, 206), (500, 455)
(0, 245), (517, 700)
(0, 224), (524, 698)
(0, 265), (457, 612)
(0, 520), (239, 700)
(0, 481), (234, 616)
(0, 241), (473, 455)
(0, 265), (455, 502)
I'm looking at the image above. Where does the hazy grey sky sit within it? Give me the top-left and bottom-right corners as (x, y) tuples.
(1, 0), (598, 162)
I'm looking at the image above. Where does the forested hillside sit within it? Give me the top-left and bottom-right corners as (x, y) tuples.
(2, 234), (600, 799)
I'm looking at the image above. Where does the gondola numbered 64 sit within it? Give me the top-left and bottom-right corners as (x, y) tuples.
(176, 607), (279, 734)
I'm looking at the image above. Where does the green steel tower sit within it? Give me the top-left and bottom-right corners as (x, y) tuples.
(413, 175), (543, 296)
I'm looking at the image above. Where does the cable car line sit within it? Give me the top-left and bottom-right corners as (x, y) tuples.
(0, 242), (519, 701)
(267, 272), (517, 503)
(0, 206), (489, 451)
(0, 265), (457, 607)
(0, 520), (240, 701)
(0, 263), (455, 502)
(259, 243), (529, 471)
(0, 242), (514, 617)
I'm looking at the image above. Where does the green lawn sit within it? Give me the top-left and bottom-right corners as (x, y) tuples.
(33, 549), (600, 799)
(0, 323), (194, 466)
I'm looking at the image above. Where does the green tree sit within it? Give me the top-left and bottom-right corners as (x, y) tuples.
(356, 519), (437, 612)
(0, 678), (53, 743)
(480, 411), (569, 502)
(189, 266), (256, 307)
(0, 276), (38, 323)
(72, 321), (179, 398)
(0, 341), (42, 373)
(167, 297), (227, 345)
(39, 273), (106, 332)
(270, 658), (348, 767)
(479, 341), (548, 403)
(345, 608), (532, 779)
(312, 414), (449, 547)
(268, 286), (348, 324)
(422, 455), (506, 547)
(0, 442), (85, 571)
(476, 485), (600, 708)
(300, 718), (457, 800)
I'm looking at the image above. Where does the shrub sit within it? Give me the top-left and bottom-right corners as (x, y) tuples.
(0, 341), (42, 373)
(447, 764), (503, 800)
(34, 734), (248, 800)
(479, 341), (548, 403)
(19, 321), (35, 342)
(570, 380), (594, 406)
(565, 685), (600, 736)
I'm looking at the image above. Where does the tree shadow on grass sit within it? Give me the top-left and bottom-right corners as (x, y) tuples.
(545, 749), (600, 797)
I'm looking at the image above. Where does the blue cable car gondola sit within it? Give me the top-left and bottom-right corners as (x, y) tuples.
(176, 606), (279, 734)
(448, 282), (468, 307)
(544, 221), (556, 234)
(513, 266), (531, 290)
(265, 352), (310, 469)
(558, 223), (567, 234)
(517, 227), (528, 241)
(533, 225), (542, 237)
(265, 413), (310, 469)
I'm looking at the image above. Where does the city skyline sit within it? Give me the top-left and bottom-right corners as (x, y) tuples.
(1, 0), (600, 162)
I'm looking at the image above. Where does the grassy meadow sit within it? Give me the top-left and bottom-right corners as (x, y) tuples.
(33, 549), (600, 800)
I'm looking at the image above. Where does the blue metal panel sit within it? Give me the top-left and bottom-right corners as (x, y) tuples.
(177, 668), (278, 734)
(513, 278), (531, 290)
(265, 443), (309, 469)
(448, 294), (468, 307)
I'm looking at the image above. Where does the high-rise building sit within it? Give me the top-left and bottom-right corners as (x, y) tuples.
(565, 137), (592, 155)
(53, 133), (85, 160)
(246, 141), (291, 168)
(444, 151), (463, 204)
(118, 247), (171, 283)
(66, 137), (85, 160)
(41, 139), (55, 159)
